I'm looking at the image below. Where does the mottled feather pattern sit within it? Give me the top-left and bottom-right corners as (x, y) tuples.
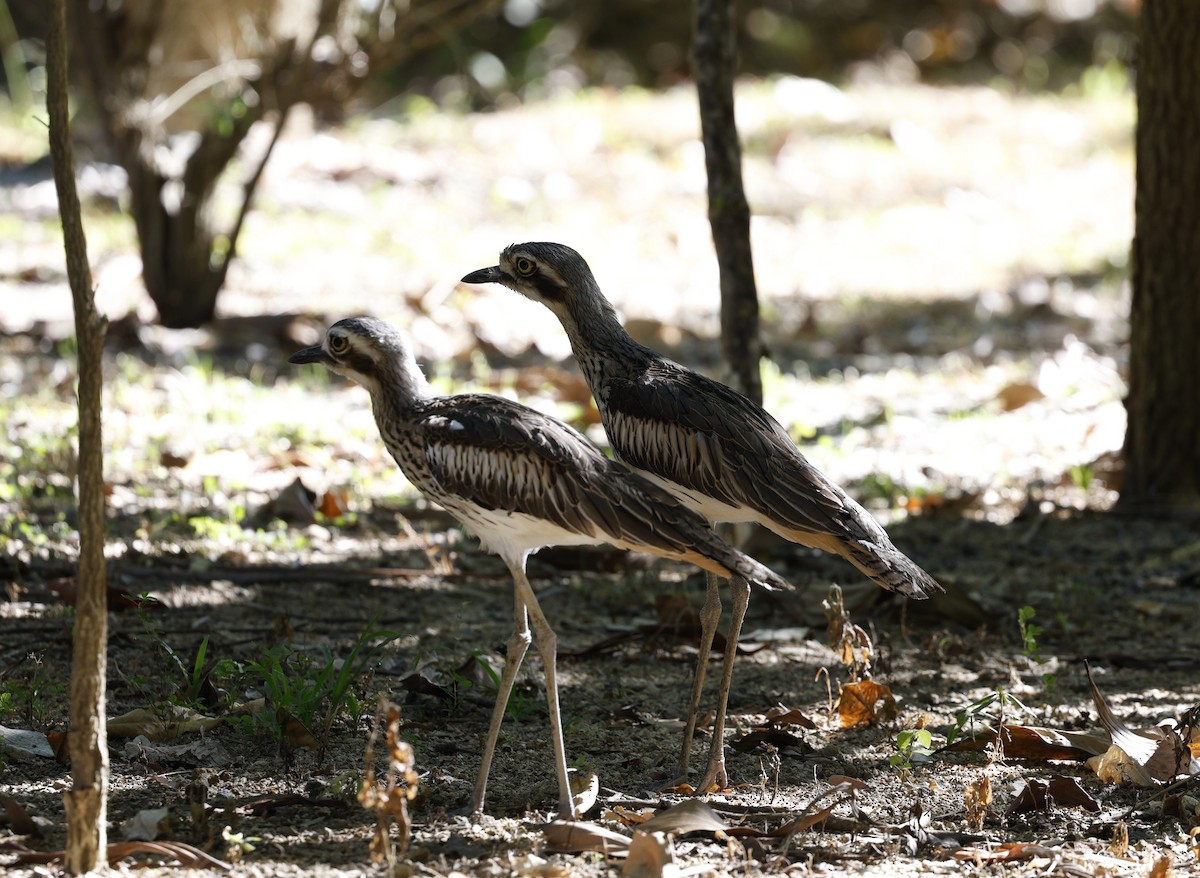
(373, 392), (790, 591)
(483, 242), (941, 600)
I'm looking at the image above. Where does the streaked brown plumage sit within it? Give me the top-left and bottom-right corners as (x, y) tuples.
(289, 316), (790, 817)
(463, 243), (942, 792)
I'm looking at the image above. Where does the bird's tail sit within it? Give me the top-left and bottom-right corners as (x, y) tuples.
(839, 538), (941, 600)
(709, 546), (793, 592)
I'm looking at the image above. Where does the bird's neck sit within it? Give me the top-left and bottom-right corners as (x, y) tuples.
(558, 282), (654, 384)
(369, 357), (433, 420)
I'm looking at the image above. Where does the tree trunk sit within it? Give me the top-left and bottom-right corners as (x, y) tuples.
(693, 0), (764, 405)
(1121, 0), (1200, 512)
(48, 0), (110, 872)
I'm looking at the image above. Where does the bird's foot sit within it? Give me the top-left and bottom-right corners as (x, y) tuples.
(694, 759), (728, 796)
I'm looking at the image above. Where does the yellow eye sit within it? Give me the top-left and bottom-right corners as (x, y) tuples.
(514, 257), (536, 276)
(328, 334), (349, 354)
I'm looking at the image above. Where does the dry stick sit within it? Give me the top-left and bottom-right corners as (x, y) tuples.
(47, 1), (110, 872)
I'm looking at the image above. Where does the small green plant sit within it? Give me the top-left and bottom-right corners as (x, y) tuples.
(889, 728), (934, 773)
(0, 654), (66, 726)
(1069, 463), (1095, 490)
(246, 621), (398, 757)
(1018, 605), (1056, 697)
(1017, 605), (1042, 656)
(466, 651), (536, 724)
(944, 688), (1034, 746)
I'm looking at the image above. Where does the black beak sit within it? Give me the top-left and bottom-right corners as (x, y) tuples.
(461, 266), (504, 285)
(288, 345), (331, 365)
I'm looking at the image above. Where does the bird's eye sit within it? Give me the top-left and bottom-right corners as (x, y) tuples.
(514, 257), (536, 276)
(328, 334), (349, 354)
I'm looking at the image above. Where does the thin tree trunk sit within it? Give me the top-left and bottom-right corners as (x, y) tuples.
(1121, 0), (1200, 511)
(693, 0), (763, 405)
(48, 0), (110, 870)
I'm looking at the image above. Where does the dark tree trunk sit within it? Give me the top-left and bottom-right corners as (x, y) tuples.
(67, 0), (501, 329)
(693, 0), (764, 405)
(68, 0), (284, 328)
(48, 0), (110, 871)
(1121, 0), (1200, 512)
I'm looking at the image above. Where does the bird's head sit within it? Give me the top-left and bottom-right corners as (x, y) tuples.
(288, 316), (429, 400)
(461, 242), (597, 320)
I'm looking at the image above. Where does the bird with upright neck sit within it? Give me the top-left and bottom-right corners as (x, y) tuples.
(463, 243), (942, 793)
(288, 316), (792, 818)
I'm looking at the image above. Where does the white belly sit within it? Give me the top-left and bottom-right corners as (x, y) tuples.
(626, 467), (762, 527)
(446, 501), (608, 561)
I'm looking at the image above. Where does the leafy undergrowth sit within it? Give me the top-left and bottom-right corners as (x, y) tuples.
(3, 79), (1200, 876)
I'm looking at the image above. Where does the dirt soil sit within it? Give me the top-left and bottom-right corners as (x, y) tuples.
(3, 80), (1200, 876)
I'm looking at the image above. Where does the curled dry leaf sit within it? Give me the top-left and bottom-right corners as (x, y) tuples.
(837, 679), (897, 729)
(0, 793), (41, 837)
(570, 767), (600, 815)
(1004, 775), (1100, 816)
(1087, 744), (1156, 788)
(952, 841), (1062, 862)
(964, 773), (992, 830)
(16, 841), (231, 870)
(764, 705), (818, 729)
(623, 830), (677, 878)
(318, 489), (350, 518)
(730, 728), (805, 754)
(542, 820), (631, 855)
(1086, 664), (1200, 781)
(637, 799), (728, 837)
(107, 703), (223, 742)
(941, 723), (1108, 761)
(359, 699), (418, 862)
(121, 807), (172, 841)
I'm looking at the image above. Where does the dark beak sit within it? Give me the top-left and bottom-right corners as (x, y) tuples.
(461, 265), (504, 285)
(288, 345), (331, 365)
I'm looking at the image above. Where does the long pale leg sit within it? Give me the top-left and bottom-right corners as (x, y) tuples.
(511, 565), (577, 819)
(696, 576), (750, 794)
(471, 585), (532, 815)
(675, 572), (722, 784)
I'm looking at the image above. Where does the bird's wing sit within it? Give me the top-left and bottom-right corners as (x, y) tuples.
(603, 362), (860, 540)
(416, 396), (790, 589)
(417, 395), (619, 537)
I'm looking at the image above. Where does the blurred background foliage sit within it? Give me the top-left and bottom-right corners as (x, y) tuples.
(2, 0), (1138, 120)
(387, 0), (1137, 111)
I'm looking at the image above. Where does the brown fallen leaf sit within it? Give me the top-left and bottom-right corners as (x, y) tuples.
(1147, 856), (1173, 878)
(964, 773), (992, 830)
(107, 704), (223, 742)
(1004, 775), (1100, 815)
(318, 489), (350, 518)
(941, 723), (1108, 761)
(1087, 744), (1155, 787)
(637, 799), (727, 837)
(623, 830), (675, 878)
(542, 819), (631, 855)
(996, 381), (1045, 412)
(359, 700), (419, 862)
(1086, 664), (1199, 781)
(729, 728), (805, 754)
(764, 705), (818, 730)
(837, 679), (897, 729)
(44, 576), (147, 611)
(952, 841), (1061, 862)
(0, 793), (41, 837)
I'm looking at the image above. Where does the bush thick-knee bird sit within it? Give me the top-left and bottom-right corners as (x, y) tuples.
(288, 316), (790, 817)
(464, 243), (941, 792)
